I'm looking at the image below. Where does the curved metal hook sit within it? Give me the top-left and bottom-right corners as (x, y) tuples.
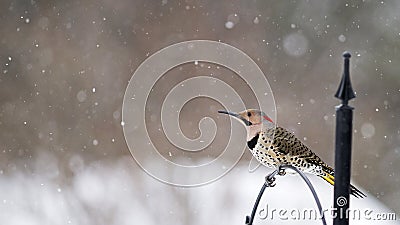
(245, 165), (327, 225)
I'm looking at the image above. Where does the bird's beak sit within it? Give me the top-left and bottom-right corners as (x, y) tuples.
(218, 110), (252, 126)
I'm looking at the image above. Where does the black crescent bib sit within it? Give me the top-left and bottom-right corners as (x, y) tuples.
(247, 133), (259, 150)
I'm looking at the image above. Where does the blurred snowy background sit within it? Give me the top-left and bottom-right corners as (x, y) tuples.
(1, 0), (400, 224)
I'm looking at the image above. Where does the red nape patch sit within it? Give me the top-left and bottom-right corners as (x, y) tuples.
(263, 115), (274, 123)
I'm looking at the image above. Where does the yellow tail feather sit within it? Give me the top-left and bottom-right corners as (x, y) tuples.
(321, 172), (366, 198)
(322, 174), (335, 186)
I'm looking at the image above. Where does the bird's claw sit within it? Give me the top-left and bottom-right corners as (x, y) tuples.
(265, 166), (287, 187)
(265, 175), (276, 187)
(278, 168), (286, 176)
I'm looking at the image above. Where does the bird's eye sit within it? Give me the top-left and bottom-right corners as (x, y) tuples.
(247, 112), (252, 117)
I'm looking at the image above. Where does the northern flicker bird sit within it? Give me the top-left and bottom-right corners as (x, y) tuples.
(218, 109), (366, 198)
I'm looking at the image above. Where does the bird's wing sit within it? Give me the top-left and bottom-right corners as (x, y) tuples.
(276, 127), (335, 174)
(272, 137), (289, 154)
(303, 152), (335, 175)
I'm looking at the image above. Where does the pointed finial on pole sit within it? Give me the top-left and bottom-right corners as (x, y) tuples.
(333, 51), (356, 225)
(335, 52), (355, 105)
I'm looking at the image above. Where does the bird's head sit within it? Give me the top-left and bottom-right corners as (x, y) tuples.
(218, 109), (274, 141)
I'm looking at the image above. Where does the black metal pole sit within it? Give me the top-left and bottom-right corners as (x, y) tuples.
(333, 52), (355, 225)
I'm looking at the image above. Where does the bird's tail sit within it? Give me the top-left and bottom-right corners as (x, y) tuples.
(321, 171), (366, 198)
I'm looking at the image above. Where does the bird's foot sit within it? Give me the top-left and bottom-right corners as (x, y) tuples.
(265, 166), (287, 187)
(265, 168), (280, 187)
(265, 175), (276, 187)
(278, 168), (286, 176)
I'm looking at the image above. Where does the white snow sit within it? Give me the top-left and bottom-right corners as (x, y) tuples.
(253, 17), (260, 24)
(338, 34), (346, 42)
(225, 13), (239, 29)
(225, 21), (235, 29)
(76, 90), (87, 102)
(92, 139), (98, 146)
(113, 110), (120, 120)
(0, 157), (397, 225)
(361, 123), (376, 138)
(283, 33), (308, 57)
